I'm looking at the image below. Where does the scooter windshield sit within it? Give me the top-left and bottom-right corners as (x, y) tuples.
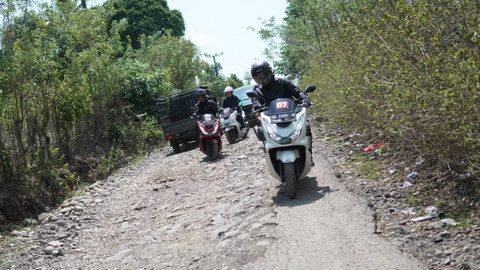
(266, 98), (297, 124)
(201, 114), (216, 125)
(221, 108), (233, 118)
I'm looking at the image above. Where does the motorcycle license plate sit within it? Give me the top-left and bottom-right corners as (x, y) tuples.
(271, 112), (296, 123)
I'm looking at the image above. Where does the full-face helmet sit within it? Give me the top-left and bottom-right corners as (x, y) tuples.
(250, 60), (274, 87)
(195, 88), (207, 100)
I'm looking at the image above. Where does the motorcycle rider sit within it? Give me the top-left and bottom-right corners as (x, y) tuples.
(250, 60), (315, 166)
(192, 88), (219, 143)
(221, 86), (246, 130)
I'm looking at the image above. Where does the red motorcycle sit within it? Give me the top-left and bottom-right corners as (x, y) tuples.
(197, 114), (222, 161)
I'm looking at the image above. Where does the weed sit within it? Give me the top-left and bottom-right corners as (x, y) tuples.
(348, 154), (383, 180)
(406, 196), (424, 206)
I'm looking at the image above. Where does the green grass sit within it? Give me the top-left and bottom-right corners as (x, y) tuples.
(348, 154), (383, 180)
(406, 196), (424, 206)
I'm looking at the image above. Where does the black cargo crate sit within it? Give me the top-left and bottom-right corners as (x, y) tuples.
(156, 90), (196, 125)
(155, 86), (212, 127)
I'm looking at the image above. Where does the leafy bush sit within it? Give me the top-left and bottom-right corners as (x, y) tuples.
(261, 0), (480, 217)
(119, 59), (171, 117)
(267, 0), (480, 168)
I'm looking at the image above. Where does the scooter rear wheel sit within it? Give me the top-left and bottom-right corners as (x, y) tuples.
(284, 162), (296, 199)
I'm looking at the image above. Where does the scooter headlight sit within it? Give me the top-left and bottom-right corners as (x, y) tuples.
(267, 131), (283, 143)
(288, 128), (302, 142)
(199, 121), (220, 136)
(288, 112), (305, 142)
(198, 124), (209, 135)
(211, 121), (220, 135)
(265, 111), (304, 144)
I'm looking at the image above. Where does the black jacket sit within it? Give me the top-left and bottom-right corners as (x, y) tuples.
(251, 77), (308, 109)
(222, 95), (243, 110)
(192, 100), (219, 118)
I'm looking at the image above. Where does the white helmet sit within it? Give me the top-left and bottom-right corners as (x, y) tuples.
(224, 86), (233, 94)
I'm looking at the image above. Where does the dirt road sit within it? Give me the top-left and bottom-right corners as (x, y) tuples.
(5, 134), (426, 269)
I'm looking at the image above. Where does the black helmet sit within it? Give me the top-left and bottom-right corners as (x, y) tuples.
(250, 60), (274, 87)
(195, 88), (206, 98)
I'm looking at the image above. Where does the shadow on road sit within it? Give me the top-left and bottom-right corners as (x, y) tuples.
(200, 152), (226, 163)
(272, 176), (335, 207)
(165, 141), (199, 157)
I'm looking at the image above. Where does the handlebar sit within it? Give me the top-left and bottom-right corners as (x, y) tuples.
(254, 99), (313, 113)
(253, 106), (268, 113)
(297, 100), (313, 107)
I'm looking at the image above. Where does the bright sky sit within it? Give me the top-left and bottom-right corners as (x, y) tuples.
(166, 0), (288, 80)
(32, 0), (287, 81)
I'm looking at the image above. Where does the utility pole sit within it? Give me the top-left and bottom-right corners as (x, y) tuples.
(205, 52), (223, 77)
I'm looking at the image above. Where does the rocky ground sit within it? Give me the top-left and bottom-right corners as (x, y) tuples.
(0, 121), (478, 269)
(2, 137), (279, 269)
(314, 121), (480, 270)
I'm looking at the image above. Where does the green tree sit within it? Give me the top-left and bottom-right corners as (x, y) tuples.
(106, 0), (185, 49)
(119, 59), (171, 117)
(226, 74), (244, 89)
(136, 33), (205, 90)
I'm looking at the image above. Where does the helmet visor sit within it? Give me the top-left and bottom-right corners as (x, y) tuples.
(253, 69), (270, 86)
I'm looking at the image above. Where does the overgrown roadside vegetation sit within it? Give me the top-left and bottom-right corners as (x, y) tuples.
(2, 0), (479, 238)
(0, 0), (243, 230)
(258, 0), (480, 221)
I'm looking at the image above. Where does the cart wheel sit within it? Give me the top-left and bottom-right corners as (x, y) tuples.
(170, 140), (181, 154)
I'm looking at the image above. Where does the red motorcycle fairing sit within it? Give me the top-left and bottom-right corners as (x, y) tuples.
(205, 138), (219, 143)
(197, 118), (222, 157)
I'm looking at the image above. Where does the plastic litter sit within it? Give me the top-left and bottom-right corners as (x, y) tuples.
(399, 206), (421, 215)
(441, 219), (459, 226)
(363, 143), (385, 152)
(407, 172), (418, 178)
(410, 206), (439, 222)
(415, 156), (425, 166)
(426, 206), (438, 216)
(410, 215), (438, 222)
(399, 181), (413, 189)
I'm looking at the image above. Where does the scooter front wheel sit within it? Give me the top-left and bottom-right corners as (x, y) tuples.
(284, 162), (296, 199)
(225, 129), (238, 144)
(207, 142), (219, 161)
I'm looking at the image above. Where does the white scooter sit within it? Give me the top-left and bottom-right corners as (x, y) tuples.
(247, 86), (316, 199)
(220, 107), (249, 144)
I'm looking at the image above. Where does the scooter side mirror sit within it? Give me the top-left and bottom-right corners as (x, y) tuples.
(304, 85), (316, 93)
(246, 91), (260, 99)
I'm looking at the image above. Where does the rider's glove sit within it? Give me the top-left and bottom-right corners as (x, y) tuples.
(302, 99), (311, 107)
